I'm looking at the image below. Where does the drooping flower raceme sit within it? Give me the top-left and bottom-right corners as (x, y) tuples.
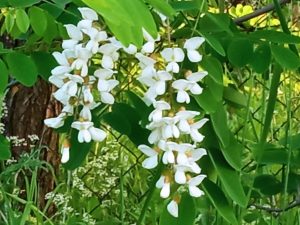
(44, 8), (133, 163)
(136, 34), (208, 217)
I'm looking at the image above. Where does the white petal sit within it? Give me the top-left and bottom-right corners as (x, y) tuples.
(184, 37), (205, 50)
(82, 129), (92, 143)
(61, 147), (70, 163)
(62, 39), (78, 50)
(138, 145), (157, 156)
(187, 71), (208, 82)
(160, 182), (170, 198)
(64, 24), (83, 41)
(192, 118), (209, 129)
(191, 130), (205, 142)
(49, 75), (65, 88)
(167, 201), (178, 218)
(177, 152), (188, 165)
(173, 48), (185, 62)
(51, 66), (71, 76)
(192, 148), (207, 161)
(123, 44), (137, 54)
(176, 91), (190, 103)
(98, 80), (110, 92)
(80, 106), (92, 121)
(142, 42), (155, 53)
(189, 175), (206, 186)
(190, 83), (203, 95)
(155, 81), (166, 95)
(161, 48), (173, 62)
(44, 116), (64, 128)
(172, 80), (189, 90)
(142, 155), (158, 169)
(156, 176), (165, 188)
(175, 169), (186, 184)
(94, 68), (115, 79)
(52, 52), (68, 66)
(167, 151), (175, 164)
(189, 186), (204, 197)
(172, 125), (180, 138)
(148, 130), (160, 144)
(77, 19), (92, 30)
(101, 55), (114, 69)
(78, 7), (98, 21)
(166, 62), (180, 73)
(101, 92), (115, 104)
(89, 127), (107, 142)
(187, 50), (202, 62)
(179, 120), (190, 133)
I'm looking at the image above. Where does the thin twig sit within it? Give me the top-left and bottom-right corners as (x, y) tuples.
(234, 0), (290, 25)
(251, 199), (300, 213)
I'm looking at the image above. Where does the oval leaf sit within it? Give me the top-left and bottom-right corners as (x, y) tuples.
(271, 45), (300, 70)
(4, 52), (38, 87)
(16, 9), (30, 33)
(249, 43), (271, 73)
(29, 6), (48, 36)
(227, 38), (253, 67)
(0, 59), (9, 93)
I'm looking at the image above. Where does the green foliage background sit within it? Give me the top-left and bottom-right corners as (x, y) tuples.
(1, 0), (300, 224)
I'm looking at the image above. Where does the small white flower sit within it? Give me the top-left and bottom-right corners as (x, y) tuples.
(142, 28), (160, 54)
(174, 165), (187, 184)
(71, 121), (106, 143)
(176, 110), (200, 133)
(61, 139), (70, 163)
(71, 45), (92, 76)
(135, 53), (156, 69)
(190, 118), (209, 143)
(158, 140), (177, 164)
(184, 37), (205, 62)
(138, 145), (159, 169)
(62, 25), (83, 49)
(161, 116), (180, 140)
(44, 113), (66, 128)
(156, 175), (171, 198)
(94, 68), (119, 104)
(78, 7), (98, 21)
(148, 101), (170, 122)
(167, 200), (179, 218)
(187, 175), (206, 197)
(98, 43), (120, 69)
(161, 48), (185, 73)
(83, 27), (107, 53)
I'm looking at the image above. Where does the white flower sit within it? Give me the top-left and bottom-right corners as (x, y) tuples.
(98, 43), (120, 69)
(161, 48), (185, 73)
(71, 45), (92, 76)
(167, 200), (178, 218)
(142, 28), (160, 54)
(190, 118), (209, 143)
(176, 143), (195, 165)
(79, 106), (92, 121)
(148, 101), (170, 122)
(172, 71), (207, 103)
(62, 24), (83, 49)
(50, 50), (74, 77)
(44, 113), (66, 128)
(83, 27), (107, 53)
(158, 140), (177, 164)
(78, 7), (98, 21)
(135, 53), (156, 69)
(184, 37), (205, 62)
(94, 68), (119, 104)
(71, 121), (106, 143)
(176, 110), (200, 133)
(61, 139), (70, 163)
(186, 148), (207, 174)
(187, 175), (206, 197)
(156, 175), (171, 198)
(174, 165), (187, 184)
(160, 116), (180, 140)
(138, 145), (159, 169)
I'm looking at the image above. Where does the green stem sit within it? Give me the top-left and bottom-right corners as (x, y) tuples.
(137, 163), (163, 225)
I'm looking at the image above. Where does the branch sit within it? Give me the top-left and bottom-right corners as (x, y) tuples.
(234, 0), (290, 25)
(251, 199), (300, 214)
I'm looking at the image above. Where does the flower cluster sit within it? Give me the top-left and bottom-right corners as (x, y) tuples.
(136, 35), (208, 217)
(44, 8), (136, 163)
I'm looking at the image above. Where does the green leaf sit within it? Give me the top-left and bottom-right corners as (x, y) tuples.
(15, 9), (30, 33)
(200, 56), (223, 85)
(170, 1), (199, 11)
(159, 194), (196, 225)
(202, 33), (225, 56)
(248, 30), (300, 44)
(63, 130), (92, 170)
(271, 44), (300, 70)
(194, 87), (220, 113)
(102, 112), (131, 136)
(0, 59), (9, 94)
(43, 13), (58, 43)
(83, 0), (157, 47)
(29, 6), (48, 36)
(249, 43), (271, 73)
(227, 38), (253, 67)
(145, 0), (175, 18)
(4, 52), (38, 87)
(5, 12), (15, 33)
(202, 179), (238, 225)
(223, 86), (247, 108)
(8, 0), (41, 7)
(31, 51), (57, 80)
(0, 135), (11, 161)
(209, 147), (247, 207)
(199, 13), (232, 34)
(253, 175), (282, 196)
